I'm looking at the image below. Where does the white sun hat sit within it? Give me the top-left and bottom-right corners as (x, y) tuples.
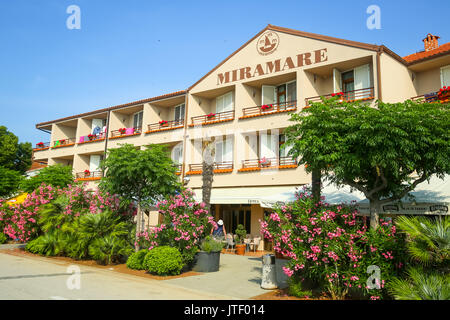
(217, 219), (224, 225)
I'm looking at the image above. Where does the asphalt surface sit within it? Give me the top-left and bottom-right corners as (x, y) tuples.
(0, 248), (267, 300)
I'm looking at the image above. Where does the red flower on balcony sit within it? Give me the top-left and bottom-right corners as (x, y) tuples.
(259, 157), (271, 166)
(159, 120), (168, 126)
(118, 128), (126, 134)
(84, 169), (90, 176)
(438, 86), (450, 100)
(261, 104), (273, 111)
(36, 142), (44, 148)
(88, 134), (95, 140)
(331, 92), (344, 97)
(206, 113), (216, 118)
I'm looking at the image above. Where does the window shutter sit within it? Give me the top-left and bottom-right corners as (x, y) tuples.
(216, 95), (224, 113)
(224, 137), (233, 162)
(172, 145), (183, 164)
(333, 68), (342, 93)
(89, 155), (101, 172)
(223, 92), (233, 111)
(354, 64), (371, 90)
(287, 81), (297, 102)
(441, 66), (450, 87)
(262, 85), (276, 105)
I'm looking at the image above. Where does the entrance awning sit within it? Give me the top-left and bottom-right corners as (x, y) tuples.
(191, 175), (449, 215)
(192, 186), (301, 208)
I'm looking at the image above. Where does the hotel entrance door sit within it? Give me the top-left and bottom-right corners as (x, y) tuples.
(221, 204), (251, 235)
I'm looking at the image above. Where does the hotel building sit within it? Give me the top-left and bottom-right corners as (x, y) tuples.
(33, 25), (450, 249)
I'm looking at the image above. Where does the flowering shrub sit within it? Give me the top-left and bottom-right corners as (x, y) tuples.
(438, 86), (450, 99)
(118, 128), (126, 134)
(261, 104), (273, 111)
(206, 113), (216, 118)
(331, 92), (344, 97)
(0, 183), (124, 243)
(159, 120), (168, 125)
(260, 187), (408, 299)
(136, 189), (216, 265)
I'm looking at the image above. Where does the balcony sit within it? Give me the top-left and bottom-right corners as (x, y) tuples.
(146, 119), (184, 134)
(75, 170), (102, 181)
(305, 87), (374, 106)
(238, 157), (297, 172)
(33, 142), (50, 151)
(77, 132), (106, 145)
(185, 161), (234, 175)
(188, 110), (234, 127)
(51, 138), (76, 149)
(240, 101), (297, 120)
(110, 127), (142, 139)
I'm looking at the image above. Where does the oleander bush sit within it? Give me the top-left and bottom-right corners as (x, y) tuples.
(136, 189), (216, 265)
(143, 246), (184, 276)
(126, 249), (149, 270)
(260, 187), (408, 300)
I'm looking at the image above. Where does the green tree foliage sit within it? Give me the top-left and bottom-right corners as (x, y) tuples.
(21, 164), (74, 193)
(126, 249), (149, 270)
(285, 99), (450, 229)
(0, 126), (32, 174)
(99, 143), (181, 250)
(0, 166), (23, 198)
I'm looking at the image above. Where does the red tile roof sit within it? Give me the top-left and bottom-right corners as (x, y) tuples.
(403, 42), (450, 63)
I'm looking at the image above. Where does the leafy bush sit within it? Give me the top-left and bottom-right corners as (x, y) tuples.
(200, 236), (224, 253)
(0, 232), (7, 244)
(287, 275), (313, 298)
(20, 164), (74, 193)
(143, 246), (184, 276)
(0, 166), (23, 198)
(25, 232), (62, 256)
(389, 267), (450, 300)
(234, 224), (247, 244)
(126, 249), (149, 270)
(260, 187), (408, 300)
(136, 189), (216, 265)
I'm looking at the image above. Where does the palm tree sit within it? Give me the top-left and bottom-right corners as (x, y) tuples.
(201, 139), (215, 212)
(389, 215), (450, 300)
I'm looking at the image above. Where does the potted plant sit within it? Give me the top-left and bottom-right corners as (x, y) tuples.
(192, 236), (224, 272)
(234, 224), (247, 255)
(261, 104), (273, 111)
(118, 128), (126, 134)
(438, 86), (450, 101)
(88, 134), (95, 141)
(159, 120), (169, 127)
(36, 142), (45, 148)
(84, 169), (90, 177)
(206, 112), (216, 120)
(259, 157), (271, 167)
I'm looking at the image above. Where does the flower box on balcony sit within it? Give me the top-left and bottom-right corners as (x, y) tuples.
(159, 120), (169, 127)
(87, 134), (95, 141)
(259, 157), (271, 167)
(206, 113), (216, 120)
(261, 104), (273, 111)
(84, 170), (90, 177)
(36, 142), (45, 148)
(438, 86), (450, 101)
(118, 128), (127, 135)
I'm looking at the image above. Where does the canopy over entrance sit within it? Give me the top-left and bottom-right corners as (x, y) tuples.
(192, 175), (449, 215)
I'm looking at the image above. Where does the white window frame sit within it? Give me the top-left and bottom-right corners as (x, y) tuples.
(216, 91), (234, 113)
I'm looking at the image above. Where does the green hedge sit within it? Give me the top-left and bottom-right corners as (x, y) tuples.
(143, 246), (184, 276)
(0, 233), (7, 244)
(126, 249), (149, 270)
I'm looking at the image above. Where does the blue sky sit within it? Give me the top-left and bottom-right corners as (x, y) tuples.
(0, 0), (449, 146)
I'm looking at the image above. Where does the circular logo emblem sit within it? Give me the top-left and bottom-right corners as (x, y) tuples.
(256, 31), (279, 56)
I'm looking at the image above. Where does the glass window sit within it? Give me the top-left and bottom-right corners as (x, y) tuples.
(287, 81), (297, 102)
(175, 104), (185, 121)
(133, 111), (143, 128)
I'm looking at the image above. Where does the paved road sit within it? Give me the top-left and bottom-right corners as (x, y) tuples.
(0, 251), (239, 300)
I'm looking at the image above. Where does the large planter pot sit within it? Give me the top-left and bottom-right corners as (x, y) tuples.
(192, 251), (221, 272)
(235, 244), (246, 255)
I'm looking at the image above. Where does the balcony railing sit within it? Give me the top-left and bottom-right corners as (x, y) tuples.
(52, 138), (76, 148)
(238, 156), (297, 172)
(75, 171), (103, 180)
(305, 87), (375, 106)
(185, 161), (234, 174)
(147, 119), (184, 133)
(34, 142), (50, 151)
(189, 110), (235, 127)
(78, 132), (106, 144)
(173, 163), (182, 175)
(240, 101), (297, 119)
(110, 127), (142, 139)
(410, 92), (440, 103)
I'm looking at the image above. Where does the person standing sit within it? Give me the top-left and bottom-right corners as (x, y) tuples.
(211, 219), (227, 240)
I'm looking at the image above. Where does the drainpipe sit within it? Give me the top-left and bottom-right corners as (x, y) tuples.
(181, 92), (189, 184)
(102, 109), (111, 177)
